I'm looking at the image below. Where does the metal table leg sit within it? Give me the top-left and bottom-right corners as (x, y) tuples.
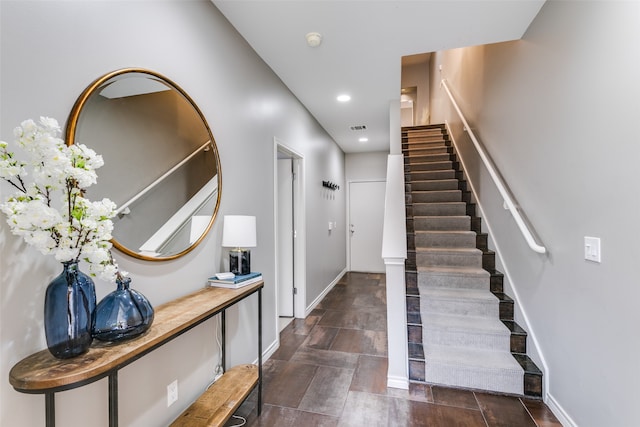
(221, 310), (226, 371)
(45, 392), (55, 427)
(109, 372), (118, 427)
(258, 288), (262, 415)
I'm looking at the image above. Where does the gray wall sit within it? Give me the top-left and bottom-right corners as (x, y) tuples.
(401, 62), (431, 126)
(429, 1), (640, 426)
(0, 1), (345, 426)
(345, 152), (389, 182)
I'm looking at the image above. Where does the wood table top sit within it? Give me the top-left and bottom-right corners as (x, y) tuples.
(9, 281), (263, 393)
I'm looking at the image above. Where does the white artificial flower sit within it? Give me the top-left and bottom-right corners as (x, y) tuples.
(0, 117), (122, 283)
(54, 247), (80, 263)
(39, 116), (61, 133)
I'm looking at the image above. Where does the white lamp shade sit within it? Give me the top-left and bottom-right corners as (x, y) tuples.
(222, 215), (257, 248)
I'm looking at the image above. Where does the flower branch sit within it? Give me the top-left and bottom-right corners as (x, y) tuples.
(0, 117), (121, 283)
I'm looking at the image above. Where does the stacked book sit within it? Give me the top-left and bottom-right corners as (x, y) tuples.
(207, 272), (262, 289)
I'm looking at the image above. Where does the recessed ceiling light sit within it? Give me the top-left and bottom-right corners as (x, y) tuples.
(337, 94), (351, 102)
(359, 137), (369, 143)
(305, 32), (322, 48)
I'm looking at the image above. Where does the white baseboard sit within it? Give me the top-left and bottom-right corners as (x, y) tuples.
(305, 268), (347, 316)
(258, 338), (279, 364)
(387, 375), (409, 390)
(546, 392), (577, 427)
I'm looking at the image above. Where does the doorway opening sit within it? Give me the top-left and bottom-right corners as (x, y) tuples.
(274, 139), (306, 331)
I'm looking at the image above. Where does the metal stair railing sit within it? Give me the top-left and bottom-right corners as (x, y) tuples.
(441, 79), (546, 254)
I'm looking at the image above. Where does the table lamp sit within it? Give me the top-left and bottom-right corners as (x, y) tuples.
(222, 215), (256, 275)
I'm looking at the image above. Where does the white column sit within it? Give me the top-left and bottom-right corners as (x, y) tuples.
(385, 258), (408, 389)
(382, 154), (408, 389)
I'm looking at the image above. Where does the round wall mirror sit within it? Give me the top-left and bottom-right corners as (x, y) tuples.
(66, 68), (221, 261)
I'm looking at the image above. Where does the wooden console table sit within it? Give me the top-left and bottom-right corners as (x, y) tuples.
(9, 281), (263, 427)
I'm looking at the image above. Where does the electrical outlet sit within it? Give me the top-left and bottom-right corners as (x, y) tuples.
(167, 380), (178, 407)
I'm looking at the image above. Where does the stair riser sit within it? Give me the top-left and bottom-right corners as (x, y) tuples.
(423, 329), (511, 351)
(412, 191), (461, 203)
(413, 216), (470, 231)
(408, 170), (456, 181)
(408, 161), (453, 172)
(404, 131), (447, 137)
(412, 203), (467, 216)
(408, 324), (422, 344)
(406, 153), (451, 163)
(415, 231), (477, 248)
(424, 365), (523, 395)
(417, 252), (483, 269)
(403, 147), (451, 156)
(404, 137), (448, 144)
(410, 180), (459, 191)
(418, 272), (490, 290)
(421, 298), (499, 318)
(409, 360), (425, 382)
(403, 144), (449, 153)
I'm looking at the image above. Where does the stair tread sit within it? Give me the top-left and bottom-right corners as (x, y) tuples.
(413, 214), (469, 219)
(513, 354), (543, 374)
(411, 202), (467, 208)
(422, 312), (509, 334)
(502, 320), (526, 335)
(424, 345), (523, 372)
(412, 189), (460, 193)
(415, 230), (476, 236)
(415, 247), (482, 254)
(410, 179), (458, 184)
(420, 287), (499, 302)
(417, 266), (490, 276)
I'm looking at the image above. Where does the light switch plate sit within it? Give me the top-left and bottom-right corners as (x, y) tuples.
(584, 236), (601, 263)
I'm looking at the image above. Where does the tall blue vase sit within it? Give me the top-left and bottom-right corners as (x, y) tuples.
(93, 276), (154, 343)
(44, 261), (96, 359)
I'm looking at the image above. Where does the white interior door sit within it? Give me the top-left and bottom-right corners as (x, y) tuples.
(349, 181), (386, 273)
(277, 158), (294, 317)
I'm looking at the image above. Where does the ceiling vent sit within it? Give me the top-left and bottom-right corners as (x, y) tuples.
(349, 125), (367, 131)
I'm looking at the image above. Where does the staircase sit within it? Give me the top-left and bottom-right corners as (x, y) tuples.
(403, 124), (542, 398)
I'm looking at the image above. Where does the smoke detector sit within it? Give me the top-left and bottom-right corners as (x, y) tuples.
(305, 32), (322, 48)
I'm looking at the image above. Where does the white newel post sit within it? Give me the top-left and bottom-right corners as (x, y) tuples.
(382, 153), (408, 389)
(385, 258), (408, 389)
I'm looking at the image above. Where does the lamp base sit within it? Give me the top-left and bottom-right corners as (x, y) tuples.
(230, 249), (251, 275)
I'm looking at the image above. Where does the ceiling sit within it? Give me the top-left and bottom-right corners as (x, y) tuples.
(213, 1), (545, 153)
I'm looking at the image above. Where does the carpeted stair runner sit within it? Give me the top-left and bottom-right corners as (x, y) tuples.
(403, 124), (542, 398)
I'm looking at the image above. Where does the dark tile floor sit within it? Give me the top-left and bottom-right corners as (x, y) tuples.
(230, 272), (562, 427)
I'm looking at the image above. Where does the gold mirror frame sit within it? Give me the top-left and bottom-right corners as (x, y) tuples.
(66, 68), (222, 261)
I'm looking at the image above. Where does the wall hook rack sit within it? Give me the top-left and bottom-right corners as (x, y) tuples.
(322, 180), (339, 191)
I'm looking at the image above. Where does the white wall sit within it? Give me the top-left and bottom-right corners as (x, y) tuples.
(429, 1), (640, 426)
(0, 1), (345, 426)
(345, 152), (389, 182)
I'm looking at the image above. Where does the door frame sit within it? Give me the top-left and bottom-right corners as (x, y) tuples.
(273, 137), (306, 320)
(346, 179), (386, 272)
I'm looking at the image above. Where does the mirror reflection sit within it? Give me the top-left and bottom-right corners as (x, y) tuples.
(66, 69), (221, 260)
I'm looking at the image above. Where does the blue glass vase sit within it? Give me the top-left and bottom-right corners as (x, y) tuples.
(93, 276), (154, 342)
(44, 261), (96, 359)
